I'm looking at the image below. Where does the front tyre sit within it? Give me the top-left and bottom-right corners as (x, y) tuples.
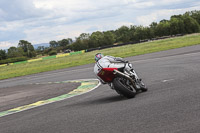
(113, 78), (136, 98)
(137, 80), (148, 92)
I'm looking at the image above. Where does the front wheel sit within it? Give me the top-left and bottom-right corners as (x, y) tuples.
(137, 80), (148, 92)
(113, 77), (136, 98)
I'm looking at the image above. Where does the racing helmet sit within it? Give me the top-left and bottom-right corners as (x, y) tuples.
(95, 53), (104, 62)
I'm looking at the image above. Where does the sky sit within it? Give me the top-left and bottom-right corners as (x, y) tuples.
(0, 0), (200, 49)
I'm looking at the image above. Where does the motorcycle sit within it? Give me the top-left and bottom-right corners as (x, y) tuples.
(97, 67), (147, 98)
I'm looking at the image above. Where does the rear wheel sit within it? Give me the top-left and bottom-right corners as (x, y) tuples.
(113, 77), (136, 98)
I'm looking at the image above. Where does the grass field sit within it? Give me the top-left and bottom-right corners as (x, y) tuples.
(0, 33), (200, 80)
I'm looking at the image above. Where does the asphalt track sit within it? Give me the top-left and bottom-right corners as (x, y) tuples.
(0, 45), (200, 133)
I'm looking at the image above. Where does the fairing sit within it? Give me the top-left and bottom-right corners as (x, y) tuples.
(97, 68), (118, 82)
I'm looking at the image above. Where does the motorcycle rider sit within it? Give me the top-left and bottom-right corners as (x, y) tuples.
(94, 53), (147, 90)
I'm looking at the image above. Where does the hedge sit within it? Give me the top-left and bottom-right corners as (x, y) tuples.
(0, 57), (28, 65)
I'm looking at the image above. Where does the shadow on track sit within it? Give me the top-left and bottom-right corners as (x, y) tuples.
(88, 95), (128, 104)
(64, 95), (128, 109)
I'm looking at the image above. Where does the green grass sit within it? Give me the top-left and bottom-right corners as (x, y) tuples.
(0, 33), (200, 80)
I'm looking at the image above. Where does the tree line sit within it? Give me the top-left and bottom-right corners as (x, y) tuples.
(68, 10), (200, 51)
(48, 10), (200, 52)
(0, 40), (36, 64)
(0, 10), (200, 64)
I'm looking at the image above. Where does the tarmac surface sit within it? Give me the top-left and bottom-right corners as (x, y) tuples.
(0, 83), (80, 112)
(0, 44), (200, 133)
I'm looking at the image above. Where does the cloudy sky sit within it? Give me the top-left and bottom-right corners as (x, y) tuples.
(0, 0), (200, 49)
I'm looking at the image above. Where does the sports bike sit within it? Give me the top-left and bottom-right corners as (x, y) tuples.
(97, 67), (147, 98)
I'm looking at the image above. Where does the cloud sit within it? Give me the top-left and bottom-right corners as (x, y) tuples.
(0, 20), (27, 43)
(0, 41), (17, 49)
(131, 1), (155, 9)
(0, 0), (47, 21)
(0, 0), (200, 49)
(136, 3), (200, 26)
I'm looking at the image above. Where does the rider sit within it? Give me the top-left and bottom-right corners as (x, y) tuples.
(94, 53), (144, 89)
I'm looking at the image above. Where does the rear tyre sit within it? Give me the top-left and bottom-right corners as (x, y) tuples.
(113, 78), (136, 98)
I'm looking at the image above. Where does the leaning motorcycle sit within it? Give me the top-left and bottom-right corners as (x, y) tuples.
(97, 66), (147, 98)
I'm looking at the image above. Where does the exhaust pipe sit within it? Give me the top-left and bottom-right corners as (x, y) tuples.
(113, 69), (137, 88)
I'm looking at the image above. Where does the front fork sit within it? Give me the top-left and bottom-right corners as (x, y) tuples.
(124, 63), (142, 89)
(124, 63), (140, 80)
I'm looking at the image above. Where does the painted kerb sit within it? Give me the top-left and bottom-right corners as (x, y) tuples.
(0, 79), (100, 118)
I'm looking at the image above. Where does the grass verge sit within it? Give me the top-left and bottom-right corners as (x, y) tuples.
(0, 33), (200, 80)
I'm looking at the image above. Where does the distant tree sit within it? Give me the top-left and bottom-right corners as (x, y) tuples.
(67, 38), (73, 44)
(71, 33), (90, 51)
(77, 33), (90, 40)
(115, 26), (130, 43)
(49, 40), (59, 48)
(146, 27), (155, 39)
(155, 21), (170, 36)
(36, 46), (47, 55)
(58, 39), (70, 47)
(135, 26), (149, 41)
(71, 40), (87, 51)
(18, 40), (36, 58)
(102, 31), (116, 46)
(48, 50), (57, 56)
(149, 22), (158, 38)
(43, 47), (53, 55)
(143, 27), (154, 39)
(160, 19), (169, 23)
(171, 14), (183, 19)
(89, 31), (104, 48)
(60, 38), (73, 51)
(37, 46), (45, 51)
(129, 25), (136, 42)
(7, 47), (23, 58)
(182, 15), (200, 34)
(149, 22), (158, 28)
(0, 49), (7, 60)
(170, 17), (185, 35)
(185, 10), (200, 24)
